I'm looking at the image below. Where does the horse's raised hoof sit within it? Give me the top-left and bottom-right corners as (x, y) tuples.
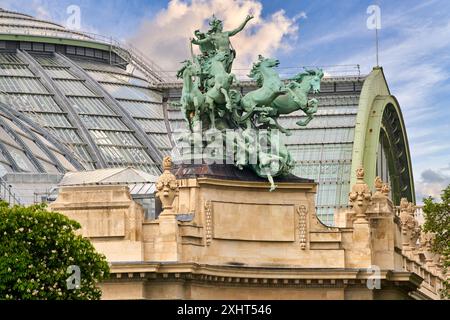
(269, 184), (278, 192)
(284, 130), (293, 136)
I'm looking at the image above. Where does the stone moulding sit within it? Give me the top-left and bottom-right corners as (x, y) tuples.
(105, 262), (424, 291)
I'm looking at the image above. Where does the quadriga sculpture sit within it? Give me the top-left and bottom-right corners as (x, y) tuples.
(176, 15), (323, 191)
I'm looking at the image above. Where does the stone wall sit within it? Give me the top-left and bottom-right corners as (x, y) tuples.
(50, 162), (447, 300)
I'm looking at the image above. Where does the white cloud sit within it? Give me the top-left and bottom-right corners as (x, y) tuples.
(128, 0), (300, 71)
(415, 169), (450, 202)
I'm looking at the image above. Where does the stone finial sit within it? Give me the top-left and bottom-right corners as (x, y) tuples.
(156, 156), (179, 216)
(373, 176), (391, 200)
(349, 167), (372, 224)
(399, 198), (420, 255)
(374, 176), (383, 193)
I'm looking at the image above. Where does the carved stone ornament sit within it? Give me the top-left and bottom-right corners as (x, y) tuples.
(381, 183), (390, 196)
(399, 198), (420, 253)
(297, 205), (307, 249)
(205, 200), (213, 246)
(348, 167), (372, 223)
(156, 156), (179, 215)
(374, 176), (390, 199)
(374, 176), (383, 196)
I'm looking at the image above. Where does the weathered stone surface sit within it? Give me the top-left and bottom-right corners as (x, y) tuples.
(51, 166), (446, 300)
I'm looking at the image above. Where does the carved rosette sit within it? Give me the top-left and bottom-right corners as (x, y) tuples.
(205, 200), (213, 246)
(155, 156), (179, 216)
(348, 167), (372, 224)
(297, 205), (307, 250)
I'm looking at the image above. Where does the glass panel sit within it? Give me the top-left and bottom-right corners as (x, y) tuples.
(54, 79), (95, 96)
(285, 128), (355, 145)
(0, 94), (62, 113)
(149, 133), (171, 149)
(119, 100), (164, 119)
(68, 97), (114, 115)
(31, 55), (65, 67)
(0, 53), (25, 64)
(0, 76), (48, 94)
(44, 67), (76, 79)
(135, 119), (167, 133)
(87, 71), (148, 87)
(81, 115), (129, 131)
(102, 83), (161, 102)
(0, 65), (34, 76)
(0, 163), (11, 176)
(19, 135), (51, 162)
(0, 127), (19, 147)
(7, 146), (36, 172)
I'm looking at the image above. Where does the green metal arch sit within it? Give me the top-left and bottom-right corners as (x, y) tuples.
(350, 67), (415, 203)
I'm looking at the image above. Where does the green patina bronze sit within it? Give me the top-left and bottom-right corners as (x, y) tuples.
(176, 15), (323, 190)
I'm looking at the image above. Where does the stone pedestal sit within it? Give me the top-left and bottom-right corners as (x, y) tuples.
(153, 215), (181, 262)
(50, 164), (444, 300)
(49, 185), (144, 262)
(367, 192), (396, 269)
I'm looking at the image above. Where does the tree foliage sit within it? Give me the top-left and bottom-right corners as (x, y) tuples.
(422, 185), (450, 299)
(0, 201), (109, 300)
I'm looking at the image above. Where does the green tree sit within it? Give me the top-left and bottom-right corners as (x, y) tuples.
(422, 185), (450, 299)
(0, 201), (109, 300)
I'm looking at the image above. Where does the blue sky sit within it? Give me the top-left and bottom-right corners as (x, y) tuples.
(2, 0), (450, 201)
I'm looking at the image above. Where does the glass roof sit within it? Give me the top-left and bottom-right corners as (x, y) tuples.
(0, 8), (94, 42)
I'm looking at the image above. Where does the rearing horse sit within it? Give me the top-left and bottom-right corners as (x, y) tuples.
(233, 55), (287, 128)
(203, 51), (238, 128)
(262, 69), (324, 135)
(176, 60), (205, 131)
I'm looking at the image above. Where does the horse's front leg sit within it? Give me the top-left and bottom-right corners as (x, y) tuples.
(206, 96), (216, 129)
(231, 73), (240, 86)
(296, 115), (313, 127)
(220, 87), (232, 111)
(307, 98), (319, 114)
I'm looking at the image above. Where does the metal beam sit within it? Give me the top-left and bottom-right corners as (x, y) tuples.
(17, 49), (108, 168)
(0, 102), (84, 171)
(0, 114), (45, 172)
(0, 138), (21, 172)
(55, 52), (163, 168)
(0, 101), (67, 173)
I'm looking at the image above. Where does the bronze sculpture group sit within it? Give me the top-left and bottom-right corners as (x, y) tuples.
(176, 15), (323, 191)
